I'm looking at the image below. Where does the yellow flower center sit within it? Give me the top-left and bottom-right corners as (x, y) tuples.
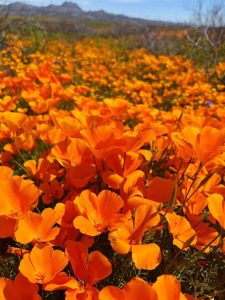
(34, 271), (45, 282)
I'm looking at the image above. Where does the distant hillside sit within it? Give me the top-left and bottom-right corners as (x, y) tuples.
(0, 1), (176, 25)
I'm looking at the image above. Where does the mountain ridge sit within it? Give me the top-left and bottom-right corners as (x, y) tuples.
(0, 1), (177, 25)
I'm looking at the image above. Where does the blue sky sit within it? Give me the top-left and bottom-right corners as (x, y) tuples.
(4, 0), (215, 22)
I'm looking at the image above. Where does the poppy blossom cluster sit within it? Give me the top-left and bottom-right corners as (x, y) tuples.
(0, 35), (225, 299)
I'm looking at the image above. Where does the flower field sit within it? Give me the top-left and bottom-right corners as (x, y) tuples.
(0, 35), (225, 299)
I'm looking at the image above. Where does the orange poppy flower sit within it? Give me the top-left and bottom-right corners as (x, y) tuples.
(65, 286), (99, 300)
(46, 278), (99, 300)
(14, 130), (36, 152)
(24, 158), (63, 182)
(0, 216), (17, 238)
(103, 98), (131, 116)
(208, 193), (225, 229)
(172, 126), (225, 163)
(43, 272), (80, 292)
(123, 277), (157, 299)
(53, 116), (83, 138)
(81, 122), (125, 159)
(101, 151), (144, 190)
(1, 273), (41, 300)
(99, 277), (157, 300)
(109, 204), (162, 270)
(147, 177), (175, 204)
(19, 244), (68, 284)
(185, 191), (208, 215)
(44, 241), (111, 299)
(188, 215), (219, 252)
(66, 240), (112, 286)
(0, 111), (26, 133)
(99, 275), (199, 300)
(120, 170), (149, 210)
(39, 179), (64, 205)
(66, 164), (96, 188)
(194, 126), (225, 163)
(49, 138), (93, 168)
(15, 203), (65, 244)
(166, 212), (197, 250)
(0, 95), (17, 112)
(99, 286), (125, 300)
(0, 166), (39, 219)
(152, 275), (195, 300)
(73, 189), (124, 236)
